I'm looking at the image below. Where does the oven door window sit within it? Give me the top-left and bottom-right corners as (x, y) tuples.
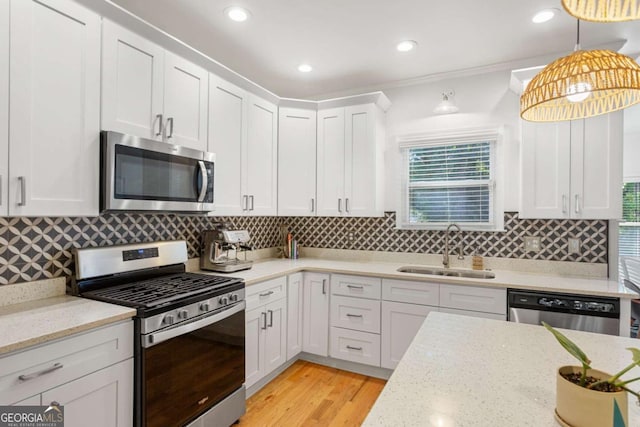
(143, 309), (245, 427)
(114, 145), (201, 202)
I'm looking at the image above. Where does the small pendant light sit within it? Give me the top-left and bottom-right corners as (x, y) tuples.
(562, 0), (640, 22)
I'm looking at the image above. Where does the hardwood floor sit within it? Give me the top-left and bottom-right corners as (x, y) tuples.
(239, 361), (386, 426)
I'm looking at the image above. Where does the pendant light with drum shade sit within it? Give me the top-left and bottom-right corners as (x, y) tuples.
(561, 0), (640, 22)
(520, 20), (640, 122)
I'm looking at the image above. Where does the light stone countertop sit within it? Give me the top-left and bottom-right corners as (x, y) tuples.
(363, 312), (640, 427)
(0, 295), (136, 355)
(197, 258), (637, 299)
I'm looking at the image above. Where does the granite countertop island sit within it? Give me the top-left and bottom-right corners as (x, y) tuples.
(363, 312), (640, 426)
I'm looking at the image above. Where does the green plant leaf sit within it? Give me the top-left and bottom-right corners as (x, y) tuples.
(627, 348), (640, 364)
(542, 322), (591, 367)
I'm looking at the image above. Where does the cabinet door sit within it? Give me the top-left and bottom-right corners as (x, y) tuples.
(208, 75), (247, 215)
(439, 284), (506, 315)
(381, 301), (435, 369)
(12, 395), (40, 406)
(41, 359), (133, 427)
(264, 298), (287, 375)
(330, 295), (381, 334)
(9, 0), (100, 216)
(520, 120), (571, 219)
(316, 108), (345, 216)
(245, 306), (265, 388)
(344, 104), (381, 217)
(163, 51), (208, 151)
(101, 20), (164, 140)
(287, 273), (304, 360)
(246, 95), (278, 215)
(571, 112), (623, 219)
(439, 307), (505, 321)
(302, 273), (330, 356)
(278, 108), (317, 216)
(0, 0), (8, 216)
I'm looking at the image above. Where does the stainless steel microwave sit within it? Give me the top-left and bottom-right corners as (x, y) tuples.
(100, 131), (215, 213)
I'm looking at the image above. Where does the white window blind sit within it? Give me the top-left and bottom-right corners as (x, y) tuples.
(398, 130), (500, 230)
(619, 182), (640, 279)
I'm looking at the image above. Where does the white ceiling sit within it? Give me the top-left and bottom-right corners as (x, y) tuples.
(111, 0), (640, 99)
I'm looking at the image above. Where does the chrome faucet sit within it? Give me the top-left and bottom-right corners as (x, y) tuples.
(443, 223), (465, 268)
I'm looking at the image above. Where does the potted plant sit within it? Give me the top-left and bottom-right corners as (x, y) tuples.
(543, 322), (640, 427)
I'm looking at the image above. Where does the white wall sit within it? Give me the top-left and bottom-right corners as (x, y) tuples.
(381, 69), (522, 213)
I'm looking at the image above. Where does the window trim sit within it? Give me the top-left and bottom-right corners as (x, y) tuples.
(396, 127), (504, 231)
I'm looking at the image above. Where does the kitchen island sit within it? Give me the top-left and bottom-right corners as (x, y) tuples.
(363, 312), (640, 426)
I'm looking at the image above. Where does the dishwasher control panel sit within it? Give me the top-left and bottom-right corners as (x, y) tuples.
(508, 289), (620, 318)
(538, 297), (616, 313)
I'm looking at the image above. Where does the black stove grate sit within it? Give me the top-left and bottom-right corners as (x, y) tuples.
(82, 273), (240, 308)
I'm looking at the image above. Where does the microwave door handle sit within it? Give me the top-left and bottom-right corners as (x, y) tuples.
(197, 161), (207, 202)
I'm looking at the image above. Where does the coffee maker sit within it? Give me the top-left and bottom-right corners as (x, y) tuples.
(200, 224), (253, 273)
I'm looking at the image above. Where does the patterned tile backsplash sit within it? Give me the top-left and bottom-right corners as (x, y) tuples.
(0, 212), (606, 285)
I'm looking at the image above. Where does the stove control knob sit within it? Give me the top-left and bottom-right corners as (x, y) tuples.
(219, 296), (229, 305)
(162, 314), (175, 325)
(178, 309), (189, 319)
(229, 293), (238, 302)
(200, 302), (210, 312)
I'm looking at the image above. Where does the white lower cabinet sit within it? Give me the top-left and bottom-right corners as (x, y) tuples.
(439, 284), (506, 316)
(380, 301), (436, 369)
(439, 307), (506, 320)
(1, 321), (133, 427)
(245, 278), (288, 388)
(41, 359), (133, 427)
(330, 327), (380, 367)
(330, 295), (380, 334)
(286, 273), (304, 360)
(302, 273), (330, 356)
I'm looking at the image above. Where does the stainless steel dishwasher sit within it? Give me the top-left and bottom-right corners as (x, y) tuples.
(507, 289), (620, 336)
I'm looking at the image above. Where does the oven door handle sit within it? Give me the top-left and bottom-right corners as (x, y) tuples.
(143, 301), (245, 348)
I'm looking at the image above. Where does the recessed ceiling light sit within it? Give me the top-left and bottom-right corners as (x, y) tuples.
(298, 64), (313, 73)
(396, 40), (418, 52)
(225, 6), (250, 22)
(532, 8), (558, 23)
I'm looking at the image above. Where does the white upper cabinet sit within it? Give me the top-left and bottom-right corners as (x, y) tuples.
(9, 0), (100, 216)
(246, 95), (278, 215)
(102, 20), (208, 152)
(162, 51), (208, 151)
(520, 111), (622, 219)
(0, 0), (8, 216)
(101, 20), (164, 141)
(208, 78), (277, 216)
(278, 107), (317, 216)
(208, 75), (247, 215)
(317, 103), (385, 217)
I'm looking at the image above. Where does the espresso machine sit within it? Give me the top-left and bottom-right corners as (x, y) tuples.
(200, 224), (254, 273)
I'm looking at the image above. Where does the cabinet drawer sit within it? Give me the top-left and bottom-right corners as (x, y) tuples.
(246, 276), (286, 310)
(439, 307), (506, 321)
(382, 279), (439, 306)
(0, 321), (133, 405)
(330, 327), (380, 367)
(331, 274), (381, 300)
(330, 295), (381, 334)
(439, 285), (506, 315)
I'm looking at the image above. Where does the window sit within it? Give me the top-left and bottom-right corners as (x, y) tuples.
(398, 129), (503, 230)
(619, 181), (640, 277)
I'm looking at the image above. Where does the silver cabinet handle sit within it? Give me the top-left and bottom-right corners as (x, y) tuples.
(575, 194), (580, 213)
(250, 195), (254, 211)
(562, 195), (567, 214)
(346, 313), (363, 318)
(243, 195), (248, 211)
(259, 291), (274, 297)
(346, 345), (362, 351)
(338, 198), (342, 213)
(347, 284), (364, 290)
(261, 312), (267, 330)
(155, 114), (163, 136)
(166, 117), (174, 139)
(18, 176), (26, 206)
(345, 198), (350, 213)
(311, 198), (315, 213)
(18, 363), (63, 381)
(268, 309), (273, 327)
(322, 279), (327, 295)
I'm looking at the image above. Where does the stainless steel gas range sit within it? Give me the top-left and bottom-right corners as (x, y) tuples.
(72, 241), (246, 427)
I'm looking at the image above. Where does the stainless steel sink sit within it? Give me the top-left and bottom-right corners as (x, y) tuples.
(396, 266), (495, 279)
